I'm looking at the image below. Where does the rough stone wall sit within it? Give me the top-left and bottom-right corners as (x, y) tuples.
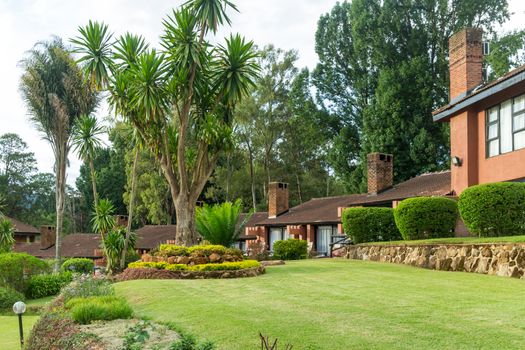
(343, 243), (525, 279)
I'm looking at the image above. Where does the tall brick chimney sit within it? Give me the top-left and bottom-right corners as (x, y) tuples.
(40, 225), (56, 249)
(367, 153), (393, 195)
(449, 27), (483, 102)
(268, 182), (289, 218)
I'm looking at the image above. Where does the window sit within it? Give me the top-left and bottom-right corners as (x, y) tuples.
(269, 227), (288, 251)
(486, 93), (525, 157)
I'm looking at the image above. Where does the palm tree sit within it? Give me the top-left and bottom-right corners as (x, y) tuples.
(72, 1), (259, 246)
(19, 38), (98, 271)
(91, 198), (116, 238)
(72, 115), (104, 206)
(0, 218), (15, 253)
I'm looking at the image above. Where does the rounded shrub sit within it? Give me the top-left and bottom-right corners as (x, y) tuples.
(0, 253), (50, 294)
(26, 272), (73, 299)
(273, 239), (307, 260)
(342, 207), (401, 243)
(458, 182), (525, 237)
(394, 197), (458, 240)
(0, 286), (24, 310)
(61, 258), (94, 274)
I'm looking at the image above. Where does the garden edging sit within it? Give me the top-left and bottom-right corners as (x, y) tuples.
(342, 243), (525, 279)
(117, 266), (266, 281)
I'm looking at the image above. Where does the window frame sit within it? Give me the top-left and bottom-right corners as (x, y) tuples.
(486, 93), (525, 158)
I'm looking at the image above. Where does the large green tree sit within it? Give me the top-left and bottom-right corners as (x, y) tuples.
(314, 0), (511, 192)
(72, 1), (259, 245)
(20, 38), (98, 270)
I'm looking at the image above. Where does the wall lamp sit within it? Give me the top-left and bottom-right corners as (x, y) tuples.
(451, 156), (462, 167)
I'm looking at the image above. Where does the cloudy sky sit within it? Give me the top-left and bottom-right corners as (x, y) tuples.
(1, 0), (524, 185)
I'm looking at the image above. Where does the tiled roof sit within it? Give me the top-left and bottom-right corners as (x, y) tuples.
(255, 171), (452, 226)
(5, 217), (39, 234)
(433, 64), (525, 117)
(135, 225), (176, 249)
(15, 233), (101, 259)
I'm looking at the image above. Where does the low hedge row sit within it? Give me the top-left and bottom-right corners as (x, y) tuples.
(158, 244), (242, 258)
(458, 182), (525, 237)
(26, 272), (73, 299)
(342, 207), (401, 244)
(0, 253), (50, 294)
(65, 295), (133, 325)
(128, 260), (261, 271)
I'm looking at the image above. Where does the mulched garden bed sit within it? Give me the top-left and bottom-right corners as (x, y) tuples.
(116, 266), (265, 281)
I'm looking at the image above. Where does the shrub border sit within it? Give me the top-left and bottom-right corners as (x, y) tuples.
(117, 266), (265, 281)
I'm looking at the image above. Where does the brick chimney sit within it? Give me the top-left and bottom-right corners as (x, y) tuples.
(114, 215), (129, 228)
(268, 182), (289, 218)
(449, 27), (483, 102)
(367, 153), (393, 195)
(40, 225), (56, 249)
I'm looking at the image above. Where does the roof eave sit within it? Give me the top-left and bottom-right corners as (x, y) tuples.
(433, 70), (525, 122)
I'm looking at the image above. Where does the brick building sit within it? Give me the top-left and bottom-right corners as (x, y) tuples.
(434, 27), (525, 194)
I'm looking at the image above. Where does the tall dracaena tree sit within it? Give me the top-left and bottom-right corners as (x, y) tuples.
(20, 38), (98, 271)
(72, 114), (104, 206)
(72, 0), (259, 245)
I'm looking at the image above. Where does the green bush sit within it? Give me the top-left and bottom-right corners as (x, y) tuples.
(169, 334), (215, 350)
(61, 274), (114, 302)
(342, 207), (401, 243)
(394, 197), (458, 240)
(273, 240), (307, 260)
(61, 258), (94, 274)
(190, 260), (260, 271)
(128, 261), (170, 270)
(158, 244), (242, 258)
(0, 286), (24, 310)
(195, 199), (246, 247)
(0, 253), (50, 294)
(458, 182), (525, 237)
(66, 295), (133, 324)
(26, 272), (73, 299)
(159, 244), (189, 257)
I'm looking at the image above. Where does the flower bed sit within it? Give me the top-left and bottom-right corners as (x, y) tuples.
(120, 244), (265, 280)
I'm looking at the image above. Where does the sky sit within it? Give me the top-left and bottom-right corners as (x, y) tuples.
(1, 0), (524, 186)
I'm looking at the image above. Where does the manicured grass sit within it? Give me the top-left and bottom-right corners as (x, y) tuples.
(0, 316), (39, 350)
(115, 259), (525, 349)
(362, 235), (525, 245)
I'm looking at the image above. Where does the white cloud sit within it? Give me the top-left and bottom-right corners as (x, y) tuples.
(1, 0), (524, 186)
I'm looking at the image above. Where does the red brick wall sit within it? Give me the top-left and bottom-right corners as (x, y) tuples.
(40, 226), (56, 249)
(449, 27), (483, 101)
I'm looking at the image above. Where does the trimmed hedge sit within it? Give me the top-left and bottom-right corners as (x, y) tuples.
(128, 260), (261, 271)
(0, 286), (24, 310)
(158, 244), (242, 258)
(394, 197), (458, 240)
(0, 253), (50, 294)
(273, 239), (307, 260)
(66, 295), (133, 324)
(342, 207), (401, 243)
(61, 258), (94, 274)
(458, 182), (525, 237)
(26, 272), (73, 299)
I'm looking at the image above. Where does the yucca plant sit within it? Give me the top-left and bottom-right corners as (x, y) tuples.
(195, 199), (250, 247)
(91, 199), (116, 238)
(0, 218), (15, 253)
(103, 227), (136, 273)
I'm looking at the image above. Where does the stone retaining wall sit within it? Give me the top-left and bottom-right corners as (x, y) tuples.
(343, 243), (525, 279)
(117, 266), (265, 281)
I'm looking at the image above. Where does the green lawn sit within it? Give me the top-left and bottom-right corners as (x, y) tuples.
(115, 259), (525, 350)
(362, 235), (525, 246)
(0, 316), (39, 350)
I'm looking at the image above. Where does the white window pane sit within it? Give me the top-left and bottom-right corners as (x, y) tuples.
(489, 107), (499, 122)
(488, 124), (498, 139)
(514, 131), (525, 150)
(514, 113), (525, 131)
(514, 95), (525, 112)
(500, 100), (512, 153)
(489, 140), (499, 157)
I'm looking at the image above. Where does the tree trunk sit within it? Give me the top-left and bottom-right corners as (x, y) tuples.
(296, 172), (303, 204)
(120, 147), (139, 269)
(174, 194), (199, 246)
(89, 156), (98, 206)
(247, 145), (257, 211)
(225, 153), (232, 202)
(54, 145), (67, 272)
